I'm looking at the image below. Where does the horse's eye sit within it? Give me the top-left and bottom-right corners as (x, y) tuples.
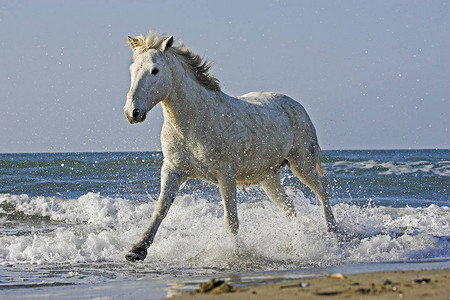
(151, 68), (159, 75)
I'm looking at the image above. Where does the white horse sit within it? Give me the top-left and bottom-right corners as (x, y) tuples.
(123, 32), (338, 262)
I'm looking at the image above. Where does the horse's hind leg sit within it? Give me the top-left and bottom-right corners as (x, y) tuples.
(261, 170), (296, 219)
(288, 153), (338, 232)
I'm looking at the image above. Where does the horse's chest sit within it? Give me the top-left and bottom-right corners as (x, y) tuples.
(161, 131), (219, 175)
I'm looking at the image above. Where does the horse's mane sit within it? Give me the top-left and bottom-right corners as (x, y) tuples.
(130, 32), (221, 92)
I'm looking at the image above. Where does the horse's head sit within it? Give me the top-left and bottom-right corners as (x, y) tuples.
(124, 35), (174, 124)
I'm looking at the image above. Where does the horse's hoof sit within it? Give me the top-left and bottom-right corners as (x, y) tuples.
(125, 246), (147, 262)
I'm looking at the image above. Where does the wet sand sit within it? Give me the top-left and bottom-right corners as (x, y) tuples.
(170, 269), (450, 299)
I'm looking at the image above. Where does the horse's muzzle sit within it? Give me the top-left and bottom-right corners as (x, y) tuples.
(126, 108), (147, 124)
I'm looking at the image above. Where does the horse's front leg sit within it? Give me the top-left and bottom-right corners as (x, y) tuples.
(217, 167), (239, 236)
(125, 162), (184, 262)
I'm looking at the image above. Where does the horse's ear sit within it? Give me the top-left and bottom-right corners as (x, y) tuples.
(161, 36), (174, 52)
(127, 36), (139, 51)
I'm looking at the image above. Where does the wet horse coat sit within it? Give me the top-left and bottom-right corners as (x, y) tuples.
(123, 32), (338, 261)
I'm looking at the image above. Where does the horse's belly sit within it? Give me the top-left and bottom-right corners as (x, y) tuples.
(185, 144), (288, 185)
(235, 167), (280, 185)
(234, 133), (292, 184)
(233, 148), (288, 185)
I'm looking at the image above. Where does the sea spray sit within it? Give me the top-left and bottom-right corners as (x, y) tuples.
(1, 192), (448, 268)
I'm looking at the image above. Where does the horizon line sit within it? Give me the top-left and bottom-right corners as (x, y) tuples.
(1, 148), (448, 156)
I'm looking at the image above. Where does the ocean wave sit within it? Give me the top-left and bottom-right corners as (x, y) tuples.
(0, 193), (448, 269)
(326, 160), (450, 176)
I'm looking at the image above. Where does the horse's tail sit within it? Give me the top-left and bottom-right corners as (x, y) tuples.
(316, 145), (324, 177)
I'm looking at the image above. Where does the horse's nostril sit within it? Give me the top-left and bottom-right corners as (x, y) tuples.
(132, 108), (140, 118)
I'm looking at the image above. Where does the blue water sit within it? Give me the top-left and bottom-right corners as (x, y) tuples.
(0, 150), (449, 293)
(1, 150), (448, 205)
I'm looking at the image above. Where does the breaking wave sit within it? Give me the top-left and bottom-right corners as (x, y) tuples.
(1, 192), (448, 270)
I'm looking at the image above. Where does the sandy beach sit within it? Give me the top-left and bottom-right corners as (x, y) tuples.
(171, 269), (450, 300)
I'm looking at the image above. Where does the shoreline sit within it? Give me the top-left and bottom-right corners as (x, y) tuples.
(1, 263), (449, 299)
(171, 268), (450, 299)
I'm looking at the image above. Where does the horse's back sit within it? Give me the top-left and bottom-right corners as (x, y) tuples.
(238, 91), (319, 151)
(237, 91), (289, 107)
(232, 92), (299, 135)
(237, 92), (313, 131)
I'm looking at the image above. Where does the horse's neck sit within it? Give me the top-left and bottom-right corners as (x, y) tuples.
(162, 58), (222, 134)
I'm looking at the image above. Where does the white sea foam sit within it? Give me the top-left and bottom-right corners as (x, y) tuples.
(330, 160), (450, 176)
(0, 192), (449, 270)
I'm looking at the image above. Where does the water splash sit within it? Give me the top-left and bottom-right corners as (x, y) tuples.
(1, 192), (448, 270)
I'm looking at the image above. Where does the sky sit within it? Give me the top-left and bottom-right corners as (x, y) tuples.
(0, 0), (448, 153)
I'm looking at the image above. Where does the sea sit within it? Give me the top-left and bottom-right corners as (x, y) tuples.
(0, 150), (449, 298)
